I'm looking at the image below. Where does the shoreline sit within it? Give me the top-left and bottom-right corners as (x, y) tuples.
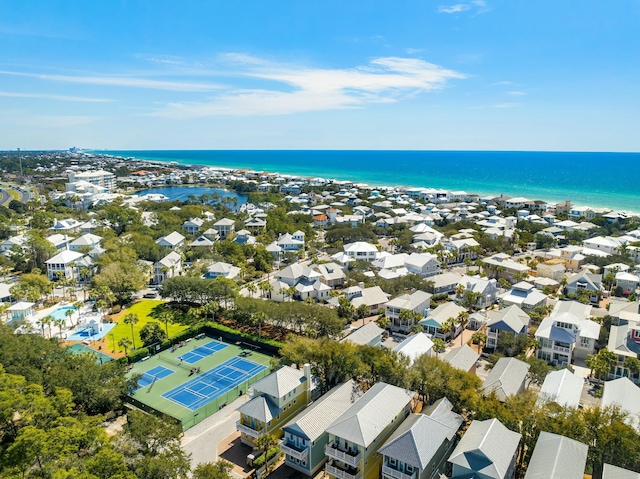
(91, 150), (640, 215)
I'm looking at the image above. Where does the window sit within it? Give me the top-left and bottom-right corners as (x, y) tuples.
(405, 465), (414, 474)
(388, 458), (397, 467)
(580, 337), (590, 348)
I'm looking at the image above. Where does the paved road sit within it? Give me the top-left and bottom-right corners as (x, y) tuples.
(0, 189), (11, 206)
(182, 394), (249, 470)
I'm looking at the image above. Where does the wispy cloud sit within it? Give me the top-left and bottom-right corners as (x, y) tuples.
(405, 48), (425, 54)
(0, 70), (222, 92)
(491, 80), (512, 86)
(151, 55), (467, 118)
(0, 114), (100, 128)
(0, 91), (113, 102)
(438, 0), (490, 15)
(134, 53), (204, 67)
(492, 102), (522, 108)
(507, 91), (526, 96)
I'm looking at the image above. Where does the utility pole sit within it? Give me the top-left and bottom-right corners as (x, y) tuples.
(17, 148), (23, 177)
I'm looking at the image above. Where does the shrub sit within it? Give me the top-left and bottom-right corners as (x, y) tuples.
(126, 347), (150, 364)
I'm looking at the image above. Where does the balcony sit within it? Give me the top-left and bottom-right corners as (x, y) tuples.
(325, 443), (361, 467)
(280, 440), (309, 461)
(552, 344), (571, 353)
(382, 465), (417, 479)
(326, 462), (361, 479)
(236, 420), (263, 438)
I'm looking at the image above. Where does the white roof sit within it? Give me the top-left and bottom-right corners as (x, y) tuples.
(524, 431), (588, 479)
(601, 377), (640, 431)
(344, 241), (378, 253)
(393, 333), (434, 364)
(538, 369), (584, 408)
(46, 250), (84, 264)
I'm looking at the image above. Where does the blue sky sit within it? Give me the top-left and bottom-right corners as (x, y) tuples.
(1, 0), (639, 151)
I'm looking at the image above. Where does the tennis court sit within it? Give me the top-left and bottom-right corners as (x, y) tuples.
(137, 365), (174, 389)
(162, 357), (266, 410)
(177, 340), (227, 364)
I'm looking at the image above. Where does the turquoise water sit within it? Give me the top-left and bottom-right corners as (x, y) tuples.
(67, 343), (113, 364)
(96, 150), (640, 211)
(51, 306), (76, 321)
(135, 185), (246, 206)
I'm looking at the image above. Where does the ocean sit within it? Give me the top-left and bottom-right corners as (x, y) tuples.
(97, 150), (640, 212)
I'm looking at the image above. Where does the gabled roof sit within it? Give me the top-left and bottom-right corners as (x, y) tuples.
(601, 377), (640, 431)
(449, 418), (521, 479)
(158, 251), (181, 267)
(237, 395), (280, 423)
(487, 305), (530, 334)
(378, 412), (461, 470)
(251, 365), (307, 399)
(386, 290), (432, 312)
(603, 463), (640, 479)
(393, 333), (434, 364)
(325, 382), (415, 447)
(69, 233), (102, 247)
(481, 357), (530, 401)
(156, 231), (185, 246)
(190, 236), (215, 247)
(46, 250), (84, 264)
(524, 432), (588, 479)
(213, 218), (236, 226)
(340, 322), (384, 346)
(441, 345), (480, 372)
(420, 302), (466, 328)
(282, 380), (364, 441)
(538, 369), (583, 409)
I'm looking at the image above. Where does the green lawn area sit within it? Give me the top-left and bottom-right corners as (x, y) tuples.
(109, 300), (188, 352)
(6, 189), (19, 201)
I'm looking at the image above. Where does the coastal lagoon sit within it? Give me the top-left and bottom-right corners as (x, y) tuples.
(135, 186), (247, 208)
(104, 150), (640, 211)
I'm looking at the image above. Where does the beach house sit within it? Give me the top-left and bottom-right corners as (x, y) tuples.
(236, 365), (314, 447)
(281, 380), (365, 477)
(324, 382), (416, 479)
(524, 432), (588, 479)
(485, 305), (530, 350)
(385, 290), (432, 334)
(378, 398), (463, 479)
(481, 357), (530, 402)
(535, 301), (600, 367)
(448, 418), (521, 479)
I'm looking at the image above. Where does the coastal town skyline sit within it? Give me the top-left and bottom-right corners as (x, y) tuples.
(2, 1), (640, 151)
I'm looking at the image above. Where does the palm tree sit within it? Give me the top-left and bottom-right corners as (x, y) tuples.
(158, 311), (173, 337)
(456, 311), (470, 345)
(65, 308), (75, 328)
(246, 282), (257, 298)
(377, 316), (391, 330)
(432, 338), (446, 357)
(118, 337), (132, 355)
(454, 283), (466, 299)
(41, 315), (54, 339)
(286, 285), (297, 302)
(252, 311), (267, 338)
(471, 331), (487, 352)
(123, 313), (139, 349)
(440, 317), (456, 342)
(409, 323), (424, 335)
(54, 317), (66, 339)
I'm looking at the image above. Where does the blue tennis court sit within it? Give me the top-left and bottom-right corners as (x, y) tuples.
(137, 365), (174, 389)
(178, 340), (227, 364)
(162, 357), (267, 410)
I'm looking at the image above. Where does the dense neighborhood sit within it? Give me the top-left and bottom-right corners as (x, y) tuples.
(1, 150), (640, 479)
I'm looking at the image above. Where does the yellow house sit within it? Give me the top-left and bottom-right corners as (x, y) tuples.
(236, 365), (313, 447)
(324, 382), (417, 479)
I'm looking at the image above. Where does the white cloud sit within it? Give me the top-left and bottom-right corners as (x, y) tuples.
(151, 55), (467, 119)
(438, 0), (490, 14)
(0, 70), (221, 92)
(0, 114), (100, 128)
(405, 48), (425, 54)
(491, 80), (512, 86)
(438, 4), (471, 13)
(507, 91), (526, 96)
(0, 91), (113, 102)
(492, 102), (522, 108)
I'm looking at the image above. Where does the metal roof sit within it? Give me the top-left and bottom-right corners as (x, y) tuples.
(537, 369), (583, 408)
(603, 464), (640, 479)
(481, 357), (530, 402)
(325, 382), (416, 447)
(441, 345), (481, 373)
(340, 322), (384, 345)
(237, 395), (280, 423)
(251, 365), (307, 399)
(282, 380), (364, 441)
(524, 432), (588, 479)
(378, 412), (461, 470)
(449, 418), (521, 479)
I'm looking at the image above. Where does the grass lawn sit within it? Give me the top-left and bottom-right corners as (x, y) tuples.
(107, 300), (188, 354)
(7, 189), (19, 201)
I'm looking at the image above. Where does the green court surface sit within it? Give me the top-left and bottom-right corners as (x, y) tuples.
(127, 334), (273, 429)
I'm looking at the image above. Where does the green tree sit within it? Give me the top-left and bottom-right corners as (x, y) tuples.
(193, 460), (234, 479)
(123, 313), (140, 349)
(431, 338), (446, 357)
(93, 262), (146, 303)
(139, 321), (168, 347)
(118, 337), (132, 354)
(337, 295), (355, 319)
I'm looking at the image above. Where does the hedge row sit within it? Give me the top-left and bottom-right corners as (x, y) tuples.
(202, 322), (285, 354)
(122, 321), (284, 364)
(252, 446), (281, 469)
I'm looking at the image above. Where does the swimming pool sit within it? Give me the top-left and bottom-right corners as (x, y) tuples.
(66, 343), (113, 364)
(51, 305), (76, 321)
